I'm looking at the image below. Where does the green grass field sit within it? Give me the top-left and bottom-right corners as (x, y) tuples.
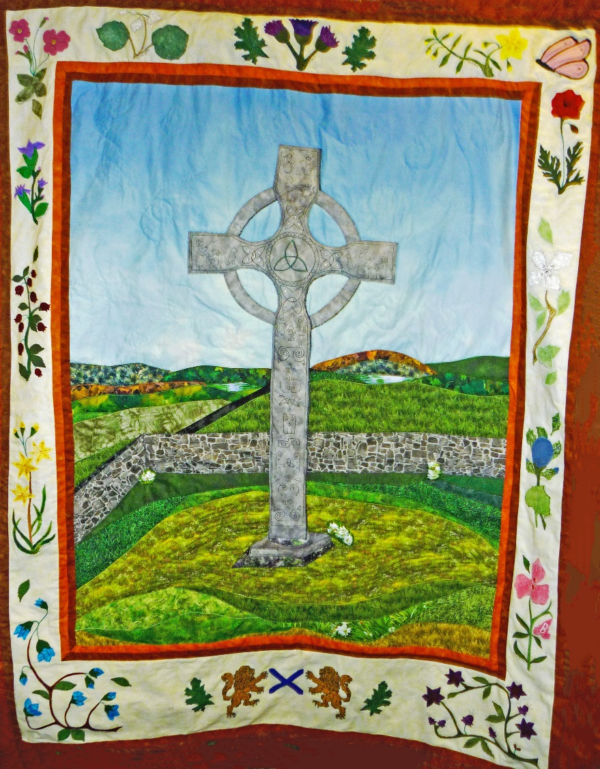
(426, 356), (509, 381)
(75, 482), (500, 653)
(199, 379), (509, 437)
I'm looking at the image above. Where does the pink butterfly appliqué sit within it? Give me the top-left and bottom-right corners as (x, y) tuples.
(537, 36), (592, 80)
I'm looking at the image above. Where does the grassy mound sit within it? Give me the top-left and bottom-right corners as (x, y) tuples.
(75, 477), (501, 588)
(200, 380), (509, 437)
(76, 491), (498, 630)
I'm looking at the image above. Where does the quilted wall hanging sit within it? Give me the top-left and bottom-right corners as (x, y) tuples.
(1, 2), (599, 767)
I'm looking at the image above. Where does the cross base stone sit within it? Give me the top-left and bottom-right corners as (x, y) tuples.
(233, 532), (333, 568)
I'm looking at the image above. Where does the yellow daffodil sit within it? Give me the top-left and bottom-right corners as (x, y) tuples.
(496, 29), (528, 61)
(12, 453), (37, 478)
(12, 484), (34, 505)
(32, 440), (52, 463)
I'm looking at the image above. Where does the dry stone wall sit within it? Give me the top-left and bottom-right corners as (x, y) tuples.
(74, 431), (506, 543)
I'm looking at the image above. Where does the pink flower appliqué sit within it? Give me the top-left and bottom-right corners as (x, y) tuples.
(533, 618), (552, 640)
(42, 29), (70, 55)
(9, 19), (31, 42)
(514, 559), (550, 605)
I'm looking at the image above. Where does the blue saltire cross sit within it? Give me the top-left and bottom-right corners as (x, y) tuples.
(268, 668), (304, 694)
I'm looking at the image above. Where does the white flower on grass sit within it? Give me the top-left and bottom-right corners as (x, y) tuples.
(140, 469), (156, 484)
(529, 250), (572, 291)
(427, 460), (441, 480)
(130, 17), (144, 32)
(333, 622), (351, 637)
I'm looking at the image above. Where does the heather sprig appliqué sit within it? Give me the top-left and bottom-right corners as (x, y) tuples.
(13, 246), (50, 381)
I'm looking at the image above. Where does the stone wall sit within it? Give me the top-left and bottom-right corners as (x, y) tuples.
(74, 431), (506, 543)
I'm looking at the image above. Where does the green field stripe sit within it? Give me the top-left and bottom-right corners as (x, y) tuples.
(200, 379), (508, 437)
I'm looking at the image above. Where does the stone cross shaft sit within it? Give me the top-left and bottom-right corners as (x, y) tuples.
(189, 145), (397, 557)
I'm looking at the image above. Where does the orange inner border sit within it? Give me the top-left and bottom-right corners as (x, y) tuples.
(52, 62), (539, 672)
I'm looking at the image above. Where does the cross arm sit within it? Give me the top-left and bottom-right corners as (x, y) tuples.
(188, 232), (268, 274)
(326, 241), (397, 284)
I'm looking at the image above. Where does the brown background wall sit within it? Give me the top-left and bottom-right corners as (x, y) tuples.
(1, 1), (599, 767)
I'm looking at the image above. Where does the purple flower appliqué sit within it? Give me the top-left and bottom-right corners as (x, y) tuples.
(290, 18), (318, 42)
(316, 26), (339, 51)
(462, 715), (474, 727)
(518, 705), (529, 715)
(14, 185), (31, 199)
(437, 719), (446, 728)
(428, 716), (436, 725)
(445, 669), (464, 687)
(37, 179), (47, 189)
(422, 687), (444, 707)
(507, 682), (526, 700)
(18, 140), (45, 158)
(516, 718), (537, 740)
(265, 20), (285, 36)
(489, 727), (497, 739)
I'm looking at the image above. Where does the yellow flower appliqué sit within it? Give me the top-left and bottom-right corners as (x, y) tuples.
(12, 453), (37, 478)
(32, 440), (52, 463)
(496, 29), (528, 61)
(12, 484), (34, 505)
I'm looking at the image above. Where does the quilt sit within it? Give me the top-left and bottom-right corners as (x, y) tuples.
(2, 4), (598, 766)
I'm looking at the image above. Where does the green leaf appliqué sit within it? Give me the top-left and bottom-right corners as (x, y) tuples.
(96, 21), (130, 51)
(184, 677), (214, 712)
(361, 681), (392, 716)
(342, 27), (377, 72)
(233, 18), (268, 65)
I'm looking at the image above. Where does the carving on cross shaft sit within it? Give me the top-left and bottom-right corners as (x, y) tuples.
(189, 145), (397, 565)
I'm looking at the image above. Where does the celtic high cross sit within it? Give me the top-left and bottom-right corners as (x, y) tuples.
(189, 145), (397, 567)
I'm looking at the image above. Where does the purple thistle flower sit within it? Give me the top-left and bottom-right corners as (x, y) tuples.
(290, 18), (318, 43)
(507, 682), (526, 700)
(264, 20), (289, 44)
(315, 25), (339, 52)
(462, 715), (474, 727)
(18, 140), (45, 157)
(445, 669), (464, 687)
(422, 687), (444, 707)
(14, 185), (31, 198)
(516, 718), (537, 740)
(518, 705), (529, 715)
(489, 727), (497, 739)
(38, 179), (47, 189)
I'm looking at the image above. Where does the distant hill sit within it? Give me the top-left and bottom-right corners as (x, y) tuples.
(164, 366), (270, 388)
(426, 357), (510, 382)
(312, 350), (436, 378)
(70, 363), (170, 386)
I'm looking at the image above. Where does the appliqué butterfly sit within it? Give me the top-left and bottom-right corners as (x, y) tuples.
(536, 37), (591, 80)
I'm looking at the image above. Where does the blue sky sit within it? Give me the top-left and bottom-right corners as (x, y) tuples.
(69, 81), (521, 370)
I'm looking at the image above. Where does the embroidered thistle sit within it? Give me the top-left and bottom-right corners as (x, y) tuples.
(538, 91), (585, 194)
(423, 669), (539, 765)
(10, 15), (69, 118)
(513, 557), (553, 670)
(262, 18), (339, 71)
(14, 594), (132, 741)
